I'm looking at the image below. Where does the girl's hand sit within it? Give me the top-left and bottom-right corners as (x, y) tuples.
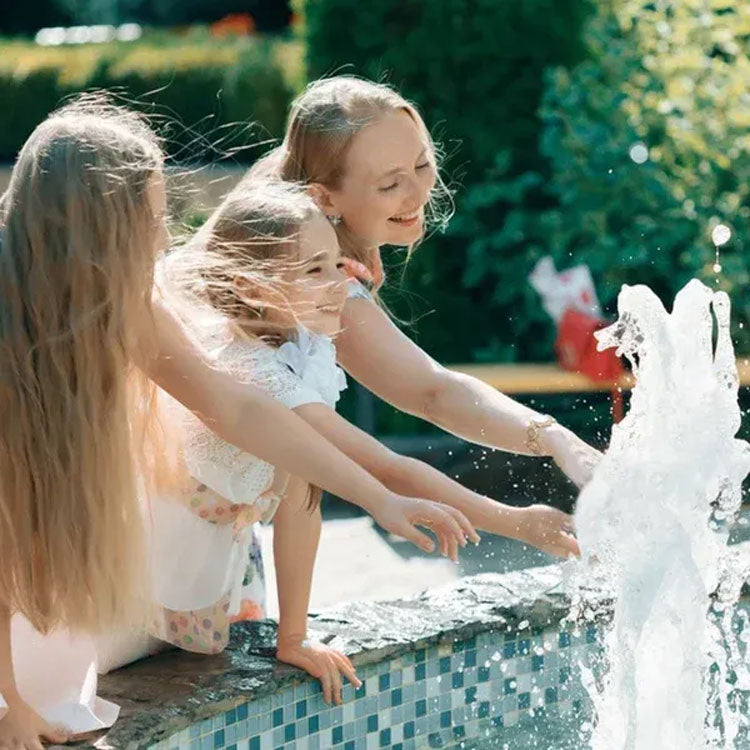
(276, 639), (361, 706)
(514, 505), (580, 559)
(0, 694), (68, 749)
(372, 494), (479, 562)
(546, 425), (602, 488)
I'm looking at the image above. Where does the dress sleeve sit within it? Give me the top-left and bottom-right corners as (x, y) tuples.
(346, 278), (374, 302)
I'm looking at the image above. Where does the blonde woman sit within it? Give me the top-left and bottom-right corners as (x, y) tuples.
(0, 99), (470, 750)
(247, 75), (601, 487)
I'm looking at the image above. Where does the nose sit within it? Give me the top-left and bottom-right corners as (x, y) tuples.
(409, 169), (432, 210)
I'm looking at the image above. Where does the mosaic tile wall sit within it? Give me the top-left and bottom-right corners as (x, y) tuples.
(148, 622), (602, 750)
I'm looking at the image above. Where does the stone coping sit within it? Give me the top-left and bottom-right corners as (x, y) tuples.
(76, 564), (612, 750)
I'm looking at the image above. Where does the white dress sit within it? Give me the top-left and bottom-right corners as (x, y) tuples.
(147, 327), (346, 653)
(0, 327), (345, 735)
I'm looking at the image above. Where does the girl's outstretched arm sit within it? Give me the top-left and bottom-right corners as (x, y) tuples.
(141, 298), (473, 556)
(337, 297), (600, 489)
(0, 605), (69, 750)
(295, 403), (579, 560)
(272, 476), (360, 705)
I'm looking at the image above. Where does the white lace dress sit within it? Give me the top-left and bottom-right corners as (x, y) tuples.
(148, 327), (347, 654)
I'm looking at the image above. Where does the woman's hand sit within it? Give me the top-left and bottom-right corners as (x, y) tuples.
(276, 639), (361, 706)
(371, 494), (479, 562)
(545, 425), (602, 488)
(513, 505), (580, 559)
(0, 694), (68, 750)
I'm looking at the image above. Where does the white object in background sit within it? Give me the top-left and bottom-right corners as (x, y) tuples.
(529, 256), (602, 324)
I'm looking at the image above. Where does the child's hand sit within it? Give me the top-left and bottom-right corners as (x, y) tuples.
(0, 693), (68, 749)
(514, 505), (580, 559)
(276, 639), (361, 705)
(373, 494), (479, 562)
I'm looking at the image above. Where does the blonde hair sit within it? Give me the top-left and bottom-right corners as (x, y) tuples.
(165, 180), (323, 509)
(245, 75), (453, 287)
(0, 95), (165, 634)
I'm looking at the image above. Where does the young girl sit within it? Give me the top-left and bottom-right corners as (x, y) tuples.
(246, 75), (602, 487)
(0, 100), (472, 750)
(158, 180), (578, 703)
(148, 180), (477, 707)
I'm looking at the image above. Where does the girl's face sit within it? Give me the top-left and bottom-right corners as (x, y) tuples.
(322, 110), (437, 248)
(262, 213), (349, 338)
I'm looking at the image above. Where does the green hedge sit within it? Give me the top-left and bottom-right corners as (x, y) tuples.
(0, 33), (302, 162)
(451, 0), (750, 359)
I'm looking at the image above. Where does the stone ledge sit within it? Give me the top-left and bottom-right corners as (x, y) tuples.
(81, 564), (611, 750)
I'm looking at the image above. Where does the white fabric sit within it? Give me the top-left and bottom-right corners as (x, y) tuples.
(346, 278), (374, 302)
(152, 331), (343, 616)
(529, 256), (602, 323)
(276, 327), (347, 409)
(8, 615), (119, 735)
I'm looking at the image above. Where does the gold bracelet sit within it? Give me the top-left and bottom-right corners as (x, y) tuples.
(525, 416), (557, 456)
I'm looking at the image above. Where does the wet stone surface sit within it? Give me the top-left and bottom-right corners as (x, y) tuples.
(80, 564), (612, 750)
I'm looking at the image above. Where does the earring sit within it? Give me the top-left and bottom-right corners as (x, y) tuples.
(328, 214), (341, 226)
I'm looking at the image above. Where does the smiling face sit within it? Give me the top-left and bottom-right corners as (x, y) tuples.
(257, 213), (349, 338)
(316, 110), (437, 248)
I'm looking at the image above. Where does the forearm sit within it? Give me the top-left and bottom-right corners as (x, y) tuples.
(381, 456), (526, 540)
(274, 482), (321, 645)
(424, 371), (563, 456)
(226, 393), (390, 515)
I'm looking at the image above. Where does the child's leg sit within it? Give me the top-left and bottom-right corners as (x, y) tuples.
(96, 629), (171, 674)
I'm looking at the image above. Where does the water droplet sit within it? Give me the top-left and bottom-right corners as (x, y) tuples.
(713, 263), (722, 274)
(518, 619), (530, 630)
(712, 224), (731, 247)
(629, 142), (649, 164)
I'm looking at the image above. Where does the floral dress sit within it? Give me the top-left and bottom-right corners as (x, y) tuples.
(149, 326), (347, 654)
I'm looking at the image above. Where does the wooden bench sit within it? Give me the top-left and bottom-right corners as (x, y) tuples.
(449, 359), (750, 421)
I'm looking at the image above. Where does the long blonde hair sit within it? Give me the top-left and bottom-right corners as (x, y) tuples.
(165, 180), (323, 509)
(0, 96), (165, 634)
(245, 76), (453, 288)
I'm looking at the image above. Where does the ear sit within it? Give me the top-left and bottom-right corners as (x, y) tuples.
(307, 182), (338, 217)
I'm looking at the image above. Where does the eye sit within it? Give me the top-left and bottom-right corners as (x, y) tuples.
(379, 180), (399, 192)
(336, 261), (346, 270)
(416, 162), (431, 170)
(306, 266), (322, 274)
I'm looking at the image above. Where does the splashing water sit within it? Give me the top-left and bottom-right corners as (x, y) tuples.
(572, 280), (750, 749)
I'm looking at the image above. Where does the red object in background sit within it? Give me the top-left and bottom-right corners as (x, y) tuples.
(210, 13), (256, 37)
(555, 308), (624, 382)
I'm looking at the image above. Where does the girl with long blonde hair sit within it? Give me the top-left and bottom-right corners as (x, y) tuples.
(0, 99), (472, 750)
(246, 75), (602, 485)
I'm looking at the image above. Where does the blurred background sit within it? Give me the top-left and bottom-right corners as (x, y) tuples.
(2, 0), (750, 605)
